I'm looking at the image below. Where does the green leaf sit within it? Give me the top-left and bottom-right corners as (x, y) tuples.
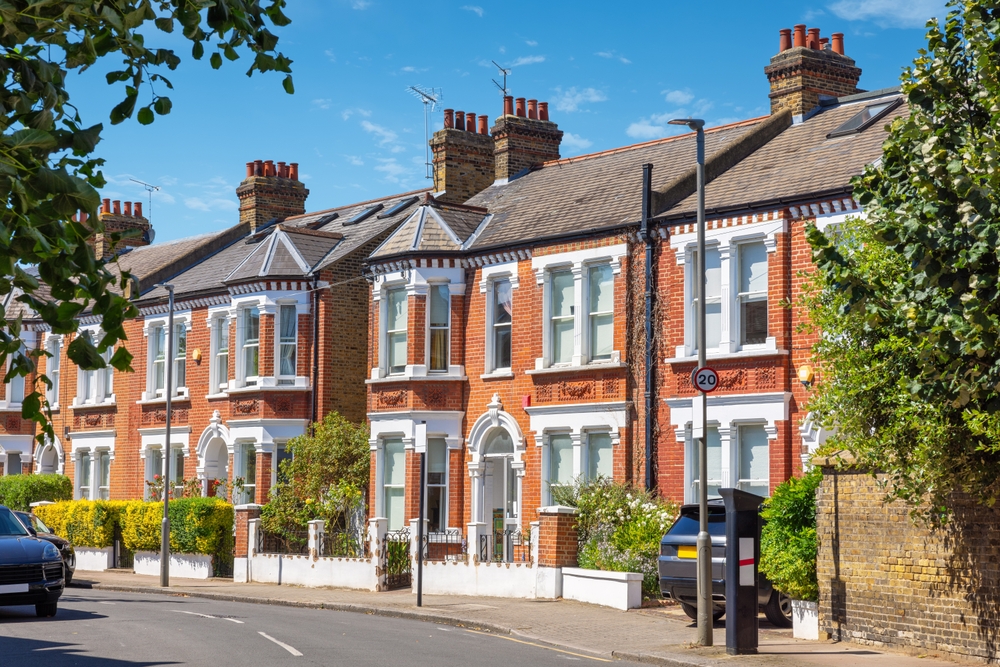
(9, 129), (57, 151)
(282, 75), (294, 95)
(109, 96), (137, 125)
(71, 124), (103, 154)
(153, 97), (172, 115)
(137, 107), (154, 125)
(192, 41), (204, 60)
(154, 17), (174, 33)
(210, 52), (222, 70)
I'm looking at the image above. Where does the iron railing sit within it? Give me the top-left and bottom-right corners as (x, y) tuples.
(423, 531), (466, 561)
(382, 527), (411, 590)
(112, 524), (134, 570)
(479, 529), (532, 564)
(257, 529), (310, 556)
(213, 524), (235, 578)
(320, 529), (368, 558)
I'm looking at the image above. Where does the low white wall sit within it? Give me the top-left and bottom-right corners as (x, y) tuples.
(562, 567), (642, 610)
(74, 547), (114, 572)
(134, 551), (214, 579)
(793, 600), (819, 640)
(248, 554), (377, 591)
(418, 559), (561, 599)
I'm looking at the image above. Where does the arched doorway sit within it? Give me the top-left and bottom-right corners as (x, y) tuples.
(482, 428), (517, 530)
(37, 444), (60, 474)
(203, 437), (229, 496)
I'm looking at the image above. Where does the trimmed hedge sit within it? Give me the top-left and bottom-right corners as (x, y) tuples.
(760, 467), (822, 602)
(0, 474), (73, 511)
(35, 498), (233, 555)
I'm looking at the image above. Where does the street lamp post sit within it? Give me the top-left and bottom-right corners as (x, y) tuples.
(155, 283), (175, 588)
(669, 118), (710, 646)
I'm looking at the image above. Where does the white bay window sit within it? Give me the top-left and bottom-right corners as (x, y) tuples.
(385, 289), (407, 376)
(277, 304), (297, 383)
(142, 314), (189, 401)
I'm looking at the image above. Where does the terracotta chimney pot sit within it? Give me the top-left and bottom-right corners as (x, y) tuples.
(820, 37), (829, 50)
(831, 32), (844, 55)
(135, 202), (142, 218)
(112, 200), (121, 215)
(515, 98), (526, 117)
(466, 112), (475, 132)
(277, 161), (286, 178)
(478, 115), (488, 134)
(504, 95), (514, 116)
(455, 111), (466, 131)
(245, 162), (254, 178)
(254, 159), (263, 176)
(538, 102), (549, 121)
(527, 99), (537, 119)
(779, 28), (792, 52)
(808, 28), (820, 49)
(793, 24), (806, 48)
(264, 160), (275, 177)
(444, 109), (454, 128)
(102, 198), (111, 215)
(123, 202), (132, 216)
(289, 163), (299, 180)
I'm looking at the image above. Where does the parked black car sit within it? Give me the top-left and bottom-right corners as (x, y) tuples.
(0, 504), (64, 617)
(658, 499), (792, 628)
(14, 511), (75, 586)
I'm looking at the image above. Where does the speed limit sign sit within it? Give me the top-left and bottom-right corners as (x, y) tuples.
(691, 366), (719, 393)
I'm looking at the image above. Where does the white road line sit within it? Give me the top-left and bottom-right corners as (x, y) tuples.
(97, 601), (116, 605)
(222, 617), (245, 624)
(259, 631), (303, 657)
(170, 610), (218, 620)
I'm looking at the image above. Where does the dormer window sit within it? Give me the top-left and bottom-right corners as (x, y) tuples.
(827, 98), (902, 138)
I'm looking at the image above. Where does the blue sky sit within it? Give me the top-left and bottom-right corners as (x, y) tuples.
(69, 0), (947, 242)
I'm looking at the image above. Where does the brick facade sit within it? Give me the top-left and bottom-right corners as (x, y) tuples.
(765, 32), (862, 116)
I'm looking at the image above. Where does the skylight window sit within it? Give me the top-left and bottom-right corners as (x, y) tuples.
(377, 196), (419, 219)
(342, 203), (384, 226)
(827, 98), (902, 139)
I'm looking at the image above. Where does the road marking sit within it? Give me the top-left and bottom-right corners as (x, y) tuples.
(259, 631), (303, 657)
(170, 610), (218, 620)
(98, 601), (116, 605)
(222, 617), (245, 624)
(462, 629), (611, 662)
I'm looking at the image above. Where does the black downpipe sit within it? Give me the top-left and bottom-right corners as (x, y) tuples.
(311, 283), (320, 433)
(641, 164), (655, 493)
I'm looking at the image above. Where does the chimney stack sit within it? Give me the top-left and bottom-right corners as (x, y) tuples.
(430, 104), (495, 203)
(492, 95), (563, 182)
(765, 25), (862, 116)
(90, 199), (153, 259)
(236, 158), (309, 232)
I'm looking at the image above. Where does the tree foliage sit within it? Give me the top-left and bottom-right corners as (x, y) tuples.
(760, 468), (821, 601)
(806, 0), (1000, 520)
(0, 0), (293, 442)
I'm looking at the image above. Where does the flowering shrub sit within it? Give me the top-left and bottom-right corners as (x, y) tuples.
(555, 479), (677, 597)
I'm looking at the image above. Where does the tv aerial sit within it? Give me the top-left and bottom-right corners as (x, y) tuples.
(491, 60), (511, 97)
(130, 178), (160, 241)
(407, 85), (442, 180)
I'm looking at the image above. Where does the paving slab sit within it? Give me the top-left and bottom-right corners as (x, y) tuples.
(72, 570), (961, 667)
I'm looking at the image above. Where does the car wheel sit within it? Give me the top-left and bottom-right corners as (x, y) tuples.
(680, 602), (725, 622)
(35, 602), (57, 618)
(764, 590), (793, 628)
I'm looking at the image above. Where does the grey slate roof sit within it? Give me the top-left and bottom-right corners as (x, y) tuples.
(371, 201), (489, 259)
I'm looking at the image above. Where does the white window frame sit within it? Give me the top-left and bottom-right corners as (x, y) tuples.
(542, 431), (576, 506)
(235, 441), (257, 504)
(276, 303), (298, 385)
(226, 291), (310, 390)
(96, 449), (111, 500)
(4, 451), (22, 476)
(69, 431), (114, 500)
(735, 241), (769, 349)
(384, 287), (408, 376)
(425, 437), (449, 533)
(672, 220), (782, 359)
(735, 423), (770, 496)
(271, 440), (293, 488)
(5, 343), (28, 408)
(45, 334), (62, 408)
(481, 262), (519, 376)
(77, 450), (92, 500)
(531, 246), (625, 370)
(208, 314), (230, 396)
(376, 436), (407, 531)
(74, 328), (115, 407)
(239, 305), (261, 387)
(141, 313), (191, 401)
(426, 283), (451, 373)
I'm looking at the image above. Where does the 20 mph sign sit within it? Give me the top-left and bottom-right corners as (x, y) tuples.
(691, 367), (719, 393)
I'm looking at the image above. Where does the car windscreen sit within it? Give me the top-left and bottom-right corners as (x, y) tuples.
(666, 512), (727, 538)
(0, 507), (29, 536)
(31, 515), (53, 535)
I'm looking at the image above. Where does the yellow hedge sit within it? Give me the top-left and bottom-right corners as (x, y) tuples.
(34, 501), (129, 548)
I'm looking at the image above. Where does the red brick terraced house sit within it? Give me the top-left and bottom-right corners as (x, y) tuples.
(363, 26), (906, 548)
(0, 160), (427, 503)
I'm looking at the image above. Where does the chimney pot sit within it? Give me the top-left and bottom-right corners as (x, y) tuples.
(102, 198), (111, 215)
(793, 24), (806, 48)
(467, 113), (477, 132)
(135, 202), (142, 218)
(444, 109), (454, 128)
(455, 111), (466, 131)
(779, 28), (792, 52)
(245, 162), (254, 178)
(820, 37), (829, 50)
(503, 95), (514, 116)
(527, 99), (537, 119)
(538, 102), (549, 121)
(264, 160), (275, 177)
(112, 200), (121, 215)
(254, 159), (263, 176)
(277, 161), (287, 178)
(289, 163), (299, 181)
(808, 28), (820, 49)
(831, 32), (844, 55)
(124, 202), (132, 216)
(478, 115), (488, 134)
(515, 97), (526, 117)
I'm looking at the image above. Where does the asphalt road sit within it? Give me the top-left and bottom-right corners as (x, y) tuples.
(0, 588), (637, 666)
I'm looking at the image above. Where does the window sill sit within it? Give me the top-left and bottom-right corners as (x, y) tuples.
(663, 348), (789, 364)
(366, 375), (468, 385)
(135, 394), (190, 406)
(205, 392), (229, 400)
(481, 370), (515, 380)
(71, 400), (117, 410)
(227, 384), (312, 394)
(525, 362), (627, 376)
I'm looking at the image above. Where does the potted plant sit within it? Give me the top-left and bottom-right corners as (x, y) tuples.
(760, 468), (822, 639)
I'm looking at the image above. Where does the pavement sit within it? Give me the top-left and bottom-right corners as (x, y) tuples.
(72, 570), (960, 667)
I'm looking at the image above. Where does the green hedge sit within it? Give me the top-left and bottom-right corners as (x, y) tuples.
(760, 468), (822, 602)
(0, 474), (73, 511)
(35, 498), (233, 555)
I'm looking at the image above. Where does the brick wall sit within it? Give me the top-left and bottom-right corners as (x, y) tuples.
(234, 504), (262, 557)
(431, 127), (495, 204)
(817, 466), (1000, 663)
(765, 47), (862, 116)
(236, 169), (309, 232)
(536, 508), (578, 568)
(492, 115), (563, 181)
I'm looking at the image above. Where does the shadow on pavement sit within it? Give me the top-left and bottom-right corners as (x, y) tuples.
(0, 636), (178, 666)
(0, 606), (105, 624)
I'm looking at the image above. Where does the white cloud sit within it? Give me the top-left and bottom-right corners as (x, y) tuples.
(499, 46), (506, 54)
(345, 155), (364, 166)
(374, 158), (411, 184)
(184, 197), (237, 212)
(595, 50), (631, 64)
(553, 87), (608, 113)
(154, 191), (176, 205)
(158, 176), (178, 187)
(526, 40), (538, 46)
(324, 49), (336, 63)
(828, 0), (945, 28)
(342, 107), (372, 121)
(461, 5), (484, 16)
(362, 120), (398, 147)
(312, 98), (332, 110)
(626, 120), (667, 140)
(351, 0), (371, 9)
(401, 66), (428, 73)
(625, 101), (717, 140)
(561, 132), (593, 154)
(511, 55), (545, 67)
(663, 89), (694, 105)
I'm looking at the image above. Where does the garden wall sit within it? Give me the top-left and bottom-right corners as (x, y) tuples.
(817, 464), (1000, 663)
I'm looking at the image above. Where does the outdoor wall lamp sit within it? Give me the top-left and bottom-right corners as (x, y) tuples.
(798, 363), (815, 388)
(192, 348), (202, 364)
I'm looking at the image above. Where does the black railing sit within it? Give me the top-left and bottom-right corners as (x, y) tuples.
(213, 525), (235, 578)
(112, 524), (134, 570)
(423, 531), (466, 561)
(479, 529), (532, 564)
(382, 528), (411, 590)
(321, 529), (368, 558)
(258, 529), (310, 556)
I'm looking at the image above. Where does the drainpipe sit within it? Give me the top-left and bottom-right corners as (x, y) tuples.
(311, 283), (320, 433)
(641, 164), (655, 493)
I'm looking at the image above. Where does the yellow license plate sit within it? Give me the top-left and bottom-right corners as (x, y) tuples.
(677, 545), (697, 559)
